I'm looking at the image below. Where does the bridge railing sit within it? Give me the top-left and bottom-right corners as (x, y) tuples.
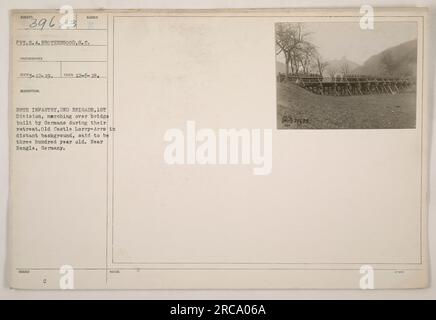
(277, 72), (413, 95)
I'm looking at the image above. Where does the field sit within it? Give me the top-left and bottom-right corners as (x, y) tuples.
(277, 82), (417, 129)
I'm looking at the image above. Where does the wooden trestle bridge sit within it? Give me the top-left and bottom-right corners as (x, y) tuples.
(278, 73), (412, 96)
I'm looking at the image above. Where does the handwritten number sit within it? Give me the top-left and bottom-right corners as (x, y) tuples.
(49, 16), (56, 28)
(29, 18), (37, 29)
(28, 16), (57, 30)
(38, 18), (47, 30)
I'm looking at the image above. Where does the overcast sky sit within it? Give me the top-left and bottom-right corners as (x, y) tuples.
(277, 21), (417, 65)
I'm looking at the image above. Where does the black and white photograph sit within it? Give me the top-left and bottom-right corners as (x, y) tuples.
(1, 1), (434, 304)
(276, 22), (418, 129)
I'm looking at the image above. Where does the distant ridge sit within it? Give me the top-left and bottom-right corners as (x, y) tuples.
(276, 40), (417, 79)
(324, 57), (360, 76)
(354, 39), (417, 78)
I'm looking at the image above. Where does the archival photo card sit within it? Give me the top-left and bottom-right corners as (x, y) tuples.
(8, 8), (429, 289)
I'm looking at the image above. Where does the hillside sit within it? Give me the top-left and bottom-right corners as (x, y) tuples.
(354, 39), (417, 78)
(277, 82), (416, 129)
(324, 57), (360, 76)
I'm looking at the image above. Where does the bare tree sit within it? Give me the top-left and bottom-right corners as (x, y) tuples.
(327, 67), (337, 80)
(275, 23), (316, 77)
(340, 61), (351, 76)
(300, 42), (317, 74)
(275, 24), (298, 77)
(315, 55), (329, 77)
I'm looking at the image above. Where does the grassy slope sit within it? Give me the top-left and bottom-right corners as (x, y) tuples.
(277, 82), (416, 129)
